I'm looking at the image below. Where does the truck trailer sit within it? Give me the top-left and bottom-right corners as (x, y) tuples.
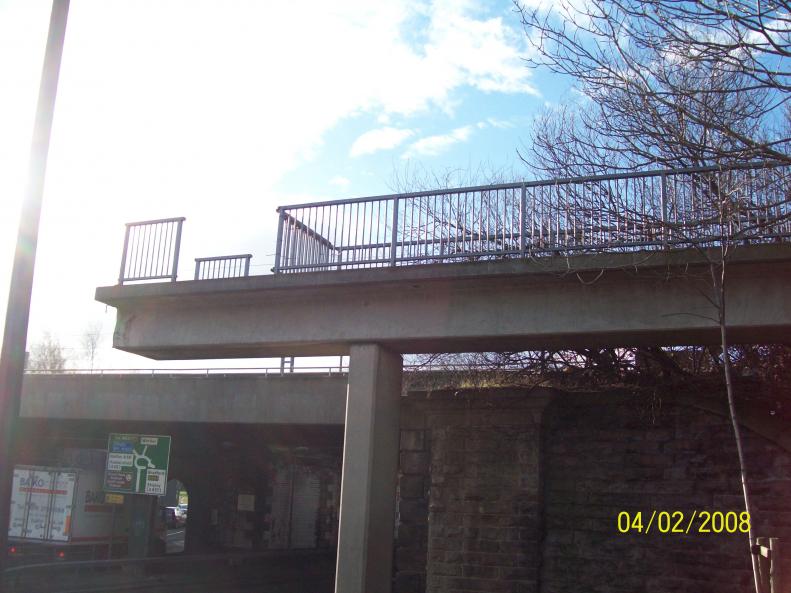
(7, 465), (129, 564)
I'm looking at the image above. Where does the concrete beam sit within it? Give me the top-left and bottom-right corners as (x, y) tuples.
(335, 344), (402, 593)
(20, 373), (347, 424)
(94, 246), (791, 358)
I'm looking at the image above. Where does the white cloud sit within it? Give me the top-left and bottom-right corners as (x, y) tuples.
(486, 117), (514, 128)
(0, 0), (537, 362)
(403, 125), (475, 158)
(350, 127), (415, 157)
(329, 175), (351, 188)
(419, 1), (538, 99)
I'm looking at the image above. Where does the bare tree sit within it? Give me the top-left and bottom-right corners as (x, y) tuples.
(516, 2), (790, 590)
(27, 333), (67, 371)
(517, 0), (790, 172)
(622, 0), (791, 95)
(81, 322), (102, 370)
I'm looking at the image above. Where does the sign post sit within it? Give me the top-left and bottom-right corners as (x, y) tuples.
(104, 434), (171, 560)
(104, 493), (124, 559)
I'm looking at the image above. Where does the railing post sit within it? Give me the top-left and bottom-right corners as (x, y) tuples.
(273, 210), (285, 274)
(660, 173), (668, 248)
(171, 219), (184, 282)
(757, 537), (770, 593)
(243, 255), (251, 277)
(520, 182), (527, 254)
(194, 259), (200, 280)
(390, 197), (400, 267)
(118, 224), (131, 285)
(770, 537), (782, 593)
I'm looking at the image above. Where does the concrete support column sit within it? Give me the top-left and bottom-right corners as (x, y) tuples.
(335, 344), (403, 593)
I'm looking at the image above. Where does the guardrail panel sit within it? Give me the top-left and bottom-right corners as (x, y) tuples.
(194, 254), (252, 280)
(118, 217), (185, 284)
(274, 162), (791, 272)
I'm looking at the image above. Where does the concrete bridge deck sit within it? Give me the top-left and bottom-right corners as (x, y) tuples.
(97, 245), (791, 358)
(21, 372), (347, 424)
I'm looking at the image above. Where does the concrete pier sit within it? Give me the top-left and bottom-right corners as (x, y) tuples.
(335, 344), (402, 593)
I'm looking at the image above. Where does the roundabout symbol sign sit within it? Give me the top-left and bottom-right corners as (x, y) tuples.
(104, 433), (171, 496)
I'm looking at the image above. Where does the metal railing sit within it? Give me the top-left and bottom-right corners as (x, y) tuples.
(755, 537), (784, 593)
(22, 362), (519, 376)
(119, 217), (185, 284)
(273, 162), (791, 273)
(24, 366), (348, 376)
(194, 254), (252, 280)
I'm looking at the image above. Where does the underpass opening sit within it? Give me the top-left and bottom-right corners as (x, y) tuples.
(159, 479), (189, 555)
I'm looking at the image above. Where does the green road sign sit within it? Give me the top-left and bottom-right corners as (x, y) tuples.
(104, 433), (171, 496)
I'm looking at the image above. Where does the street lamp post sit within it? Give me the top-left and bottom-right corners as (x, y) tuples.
(0, 1), (70, 586)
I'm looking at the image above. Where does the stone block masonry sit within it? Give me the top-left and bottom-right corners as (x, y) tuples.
(394, 388), (791, 593)
(395, 389), (552, 593)
(541, 392), (791, 593)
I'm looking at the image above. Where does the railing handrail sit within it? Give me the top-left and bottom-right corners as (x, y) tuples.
(281, 212), (336, 250)
(194, 254), (252, 263)
(125, 216), (186, 227)
(276, 160), (788, 211)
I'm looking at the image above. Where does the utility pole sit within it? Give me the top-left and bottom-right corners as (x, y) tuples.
(0, 1), (70, 586)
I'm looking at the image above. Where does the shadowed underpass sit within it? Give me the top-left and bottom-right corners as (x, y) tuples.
(3, 550), (336, 593)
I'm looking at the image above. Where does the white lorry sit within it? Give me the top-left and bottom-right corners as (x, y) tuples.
(7, 465), (129, 564)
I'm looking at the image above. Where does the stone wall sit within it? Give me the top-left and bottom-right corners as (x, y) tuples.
(541, 392), (791, 593)
(395, 390), (551, 593)
(394, 388), (791, 593)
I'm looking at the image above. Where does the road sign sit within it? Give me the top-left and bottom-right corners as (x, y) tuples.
(104, 434), (171, 496)
(105, 493), (125, 505)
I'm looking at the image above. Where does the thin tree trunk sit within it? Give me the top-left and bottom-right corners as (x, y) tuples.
(711, 261), (761, 593)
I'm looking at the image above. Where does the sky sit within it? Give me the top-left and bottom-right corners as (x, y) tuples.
(0, 0), (568, 370)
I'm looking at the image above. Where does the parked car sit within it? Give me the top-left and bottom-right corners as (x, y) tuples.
(161, 506), (183, 528)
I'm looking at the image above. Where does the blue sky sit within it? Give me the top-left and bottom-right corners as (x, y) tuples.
(0, 0), (569, 368)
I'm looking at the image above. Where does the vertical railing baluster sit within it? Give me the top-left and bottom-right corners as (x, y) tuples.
(374, 200), (381, 265)
(284, 214), (293, 271)
(142, 222), (152, 278)
(390, 197), (400, 266)
(161, 221), (171, 277)
(294, 210), (303, 270)
(118, 224), (131, 284)
(660, 173), (668, 248)
(402, 196), (409, 262)
(523, 186), (529, 252)
(274, 210), (285, 273)
(132, 225), (144, 279)
(131, 224), (141, 279)
(171, 218), (183, 281)
(152, 222), (163, 278)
